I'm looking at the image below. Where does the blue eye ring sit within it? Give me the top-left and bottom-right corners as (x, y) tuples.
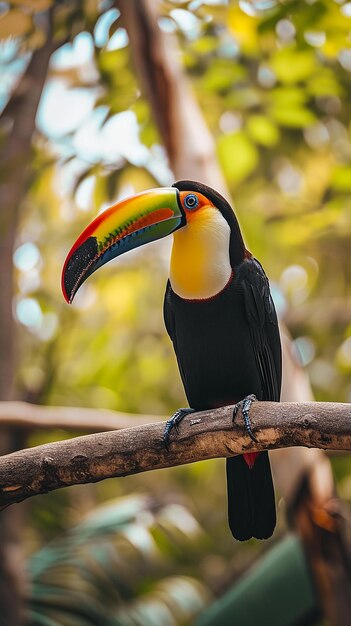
(184, 193), (199, 210)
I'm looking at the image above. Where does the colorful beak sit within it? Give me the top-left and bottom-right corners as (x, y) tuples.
(62, 187), (183, 303)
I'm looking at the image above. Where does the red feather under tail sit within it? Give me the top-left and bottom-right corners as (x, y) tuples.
(243, 452), (260, 469)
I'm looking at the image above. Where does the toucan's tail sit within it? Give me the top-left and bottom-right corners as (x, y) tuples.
(226, 451), (276, 541)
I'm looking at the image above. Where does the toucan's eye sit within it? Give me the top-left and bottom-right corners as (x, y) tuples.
(184, 194), (199, 210)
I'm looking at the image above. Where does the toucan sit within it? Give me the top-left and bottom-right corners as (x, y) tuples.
(62, 180), (282, 541)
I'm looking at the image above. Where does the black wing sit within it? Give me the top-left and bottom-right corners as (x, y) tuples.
(237, 258), (282, 402)
(163, 280), (190, 391)
(163, 280), (176, 342)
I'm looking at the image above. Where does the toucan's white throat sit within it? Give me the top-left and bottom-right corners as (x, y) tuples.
(169, 207), (232, 300)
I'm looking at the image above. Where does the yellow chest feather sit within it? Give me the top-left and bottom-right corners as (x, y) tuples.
(169, 208), (232, 300)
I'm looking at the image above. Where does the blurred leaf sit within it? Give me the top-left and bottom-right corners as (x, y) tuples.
(307, 70), (342, 97)
(228, 6), (260, 54)
(10, 0), (53, 11)
(189, 35), (218, 56)
(270, 49), (317, 84)
(246, 115), (279, 147)
(201, 60), (246, 93)
(292, 0), (327, 33)
(270, 105), (316, 128)
(331, 166), (351, 192)
(98, 48), (129, 76)
(0, 9), (32, 38)
(28, 496), (211, 626)
(217, 131), (258, 183)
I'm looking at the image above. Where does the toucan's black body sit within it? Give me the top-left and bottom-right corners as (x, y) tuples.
(164, 262), (280, 412)
(62, 178), (282, 541)
(164, 181), (282, 541)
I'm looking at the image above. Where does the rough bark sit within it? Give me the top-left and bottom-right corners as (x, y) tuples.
(0, 401), (350, 508)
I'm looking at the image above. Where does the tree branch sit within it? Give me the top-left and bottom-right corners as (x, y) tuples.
(0, 401), (349, 508)
(0, 401), (162, 432)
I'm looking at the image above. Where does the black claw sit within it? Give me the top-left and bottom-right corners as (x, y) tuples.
(232, 394), (258, 443)
(163, 407), (195, 449)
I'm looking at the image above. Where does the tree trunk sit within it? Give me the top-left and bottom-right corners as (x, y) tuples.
(277, 329), (351, 626)
(117, 0), (227, 194)
(0, 31), (56, 625)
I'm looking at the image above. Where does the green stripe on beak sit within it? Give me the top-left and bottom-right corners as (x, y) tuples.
(62, 187), (183, 303)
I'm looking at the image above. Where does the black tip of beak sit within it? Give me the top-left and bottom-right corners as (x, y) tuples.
(62, 236), (99, 303)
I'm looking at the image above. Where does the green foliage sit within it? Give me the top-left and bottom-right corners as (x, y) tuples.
(217, 131), (258, 183)
(28, 495), (211, 626)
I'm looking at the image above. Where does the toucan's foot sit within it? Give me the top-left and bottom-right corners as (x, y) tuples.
(163, 407), (195, 449)
(233, 394), (258, 443)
